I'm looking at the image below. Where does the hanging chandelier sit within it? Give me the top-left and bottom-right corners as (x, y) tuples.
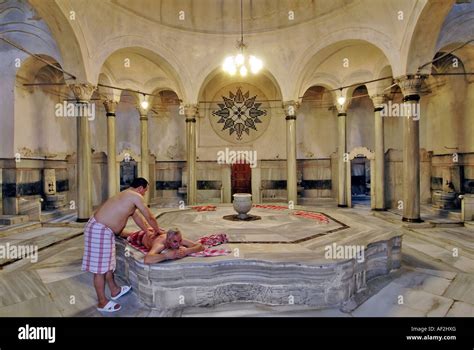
(222, 0), (263, 77)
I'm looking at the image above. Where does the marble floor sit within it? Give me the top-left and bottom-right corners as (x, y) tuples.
(0, 202), (473, 317)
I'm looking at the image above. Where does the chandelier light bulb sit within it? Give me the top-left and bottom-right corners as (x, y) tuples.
(235, 53), (245, 66)
(249, 56), (263, 74)
(228, 64), (237, 76)
(240, 65), (248, 77)
(223, 56), (234, 72)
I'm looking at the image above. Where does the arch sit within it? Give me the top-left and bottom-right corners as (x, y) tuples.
(402, 0), (455, 75)
(28, 0), (90, 81)
(14, 54), (74, 160)
(117, 149), (140, 162)
(299, 74), (339, 102)
(196, 65), (283, 104)
(435, 1), (474, 58)
(435, 43), (474, 73)
(346, 146), (375, 208)
(97, 72), (121, 102)
(348, 146), (375, 161)
(292, 31), (400, 100)
(93, 39), (187, 101)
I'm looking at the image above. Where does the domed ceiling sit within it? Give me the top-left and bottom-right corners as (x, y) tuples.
(111, 0), (356, 34)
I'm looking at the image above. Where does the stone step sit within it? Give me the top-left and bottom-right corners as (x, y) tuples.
(429, 207), (461, 220)
(430, 221), (464, 228)
(0, 227), (84, 266)
(0, 215), (30, 226)
(40, 208), (76, 222)
(0, 222), (42, 238)
(403, 221), (464, 229)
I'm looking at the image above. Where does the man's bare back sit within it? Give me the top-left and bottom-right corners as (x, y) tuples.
(94, 190), (142, 233)
(93, 184), (160, 236)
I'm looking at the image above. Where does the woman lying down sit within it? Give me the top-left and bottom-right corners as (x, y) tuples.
(141, 228), (204, 264)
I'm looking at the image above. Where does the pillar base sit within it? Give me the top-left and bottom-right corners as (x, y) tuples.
(402, 217), (424, 223)
(338, 204), (348, 208)
(372, 208), (387, 211)
(76, 218), (89, 223)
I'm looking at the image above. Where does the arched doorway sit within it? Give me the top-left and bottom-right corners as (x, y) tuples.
(346, 147), (375, 208)
(117, 150), (140, 191)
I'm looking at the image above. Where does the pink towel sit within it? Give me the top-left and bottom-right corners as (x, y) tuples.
(189, 248), (231, 257)
(198, 233), (228, 247)
(253, 204), (288, 210)
(192, 205), (217, 212)
(82, 217), (116, 274)
(293, 211), (330, 224)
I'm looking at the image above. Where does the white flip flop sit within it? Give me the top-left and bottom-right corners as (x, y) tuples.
(97, 300), (121, 313)
(111, 285), (131, 301)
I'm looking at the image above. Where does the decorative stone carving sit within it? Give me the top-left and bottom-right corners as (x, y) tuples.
(184, 104), (199, 119)
(43, 169), (56, 195)
(209, 84), (270, 144)
(347, 146), (375, 161)
(371, 94), (388, 109)
(103, 99), (118, 115)
(68, 83), (96, 103)
(282, 100), (299, 117)
(396, 75), (426, 97)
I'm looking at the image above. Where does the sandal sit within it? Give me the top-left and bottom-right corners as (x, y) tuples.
(97, 300), (121, 313)
(111, 285), (131, 300)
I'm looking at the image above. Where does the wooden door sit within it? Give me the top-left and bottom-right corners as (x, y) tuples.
(231, 163), (252, 196)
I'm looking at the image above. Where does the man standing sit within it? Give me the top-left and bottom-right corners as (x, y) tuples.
(81, 177), (160, 312)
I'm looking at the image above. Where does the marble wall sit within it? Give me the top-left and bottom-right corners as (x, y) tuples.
(0, 159), (69, 218)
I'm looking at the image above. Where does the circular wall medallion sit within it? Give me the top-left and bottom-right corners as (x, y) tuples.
(210, 84), (270, 144)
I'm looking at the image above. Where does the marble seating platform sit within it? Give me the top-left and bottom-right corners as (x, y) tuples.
(116, 205), (403, 310)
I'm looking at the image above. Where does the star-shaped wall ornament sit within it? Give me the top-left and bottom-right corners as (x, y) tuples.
(212, 87), (267, 140)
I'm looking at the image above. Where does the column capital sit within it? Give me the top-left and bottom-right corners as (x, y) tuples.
(184, 104), (199, 122)
(371, 94), (388, 111)
(137, 106), (149, 118)
(336, 106), (348, 115)
(184, 104), (199, 117)
(395, 75), (427, 98)
(69, 83), (96, 103)
(282, 100), (299, 117)
(103, 100), (118, 116)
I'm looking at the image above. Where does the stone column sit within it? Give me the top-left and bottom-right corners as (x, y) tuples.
(185, 104), (198, 205)
(372, 94), (387, 210)
(337, 107), (348, 207)
(138, 105), (150, 204)
(397, 76), (425, 222)
(284, 101), (298, 205)
(69, 83), (97, 222)
(221, 165), (232, 203)
(104, 100), (118, 198)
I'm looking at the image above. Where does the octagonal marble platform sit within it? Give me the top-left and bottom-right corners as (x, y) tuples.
(116, 205), (402, 310)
